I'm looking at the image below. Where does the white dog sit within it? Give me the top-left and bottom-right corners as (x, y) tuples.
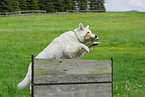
(17, 23), (99, 90)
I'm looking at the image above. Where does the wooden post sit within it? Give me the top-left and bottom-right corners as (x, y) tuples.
(31, 55), (34, 97)
(111, 57), (113, 97)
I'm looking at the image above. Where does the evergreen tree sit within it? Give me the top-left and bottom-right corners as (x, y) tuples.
(31, 0), (39, 10)
(0, 0), (106, 13)
(26, 0), (31, 9)
(89, 0), (94, 10)
(77, 0), (88, 10)
(39, 0), (75, 12)
(53, 0), (64, 12)
(63, 0), (75, 11)
(12, 0), (20, 11)
(19, 0), (27, 10)
(26, 0), (39, 10)
(38, 0), (55, 12)
(0, 0), (10, 12)
(0, 0), (20, 12)
(89, 0), (106, 11)
(99, 0), (106, 11)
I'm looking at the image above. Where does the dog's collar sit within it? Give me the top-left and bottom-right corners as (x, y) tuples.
(73, 31), (84, 43)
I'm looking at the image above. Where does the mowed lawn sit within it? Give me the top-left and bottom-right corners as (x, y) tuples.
(0, 11), (145, 97)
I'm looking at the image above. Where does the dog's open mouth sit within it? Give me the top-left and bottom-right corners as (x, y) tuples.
(84, 33), (99, 45)
(90, 37), (99, 46)
(86, 37), (99, 48)
(91, 37), (99, 42)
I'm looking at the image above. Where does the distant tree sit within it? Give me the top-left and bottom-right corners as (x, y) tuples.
(89, 0), (94, 10)
(38, 0), (55, 12)
(26, 0), (39, 10)
(12, 0), (20, 11)
(53, 0), (64, 12)
(98, 0), (106, 11)
(0, 0), (20, 12)
(31, 0), (39, 10)
(19, 0), (27, 10)
(63, 0), (75, 11)
(0, 0), (106, 13)
(89, 0), (106, 11)
(0, 0), (10, 12)
(77, 0), (88, 10)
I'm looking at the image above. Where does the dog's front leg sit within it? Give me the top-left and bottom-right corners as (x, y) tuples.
(79, 43), (90, 52)
(77, 42), (99, 57)
(65, 43), (89, 58)
(79, 42), (99, 52)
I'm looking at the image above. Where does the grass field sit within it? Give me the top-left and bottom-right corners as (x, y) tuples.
(0, 11), (145, 97)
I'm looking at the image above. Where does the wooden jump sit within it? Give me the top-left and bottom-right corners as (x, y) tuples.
(31, 55), (113, 97)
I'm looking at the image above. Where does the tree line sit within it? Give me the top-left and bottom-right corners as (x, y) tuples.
(0, 0), (106, 12)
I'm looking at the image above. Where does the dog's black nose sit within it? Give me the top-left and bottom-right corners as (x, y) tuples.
(95, 35), (97, 38)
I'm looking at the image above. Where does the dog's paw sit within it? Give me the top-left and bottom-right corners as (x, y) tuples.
(85, 47), (89, 52)
(83, 45), (89, 52)
(80, 43), (89, 52)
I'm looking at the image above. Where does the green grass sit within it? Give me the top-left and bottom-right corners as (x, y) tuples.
(0, 11), (145, 97)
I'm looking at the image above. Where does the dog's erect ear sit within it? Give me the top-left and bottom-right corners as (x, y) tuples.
(86, 25), (89, 29)
(79, 23), (84, 31)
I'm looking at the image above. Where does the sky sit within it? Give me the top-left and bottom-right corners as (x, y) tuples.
(105, 0), (145, 12)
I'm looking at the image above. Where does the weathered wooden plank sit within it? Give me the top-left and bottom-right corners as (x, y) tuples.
(35, 74), (111, 83)
(34, 83), (112, 97)
(34, 59), (112, 83)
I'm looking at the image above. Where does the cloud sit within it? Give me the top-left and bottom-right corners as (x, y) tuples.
(105, 0), (145, 12)
(129, 0), (145, 8)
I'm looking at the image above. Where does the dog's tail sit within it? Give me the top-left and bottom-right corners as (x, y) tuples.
(17, 64), (31, 90)
(17, 72), (31, 90)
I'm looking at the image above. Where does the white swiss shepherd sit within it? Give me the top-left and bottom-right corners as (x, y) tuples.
(17, 23), (99, 90)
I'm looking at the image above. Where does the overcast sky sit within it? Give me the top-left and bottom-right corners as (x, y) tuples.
(105, 0), (145, 12)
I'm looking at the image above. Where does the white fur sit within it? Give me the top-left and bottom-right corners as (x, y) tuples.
(17, 23), (97, 90)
